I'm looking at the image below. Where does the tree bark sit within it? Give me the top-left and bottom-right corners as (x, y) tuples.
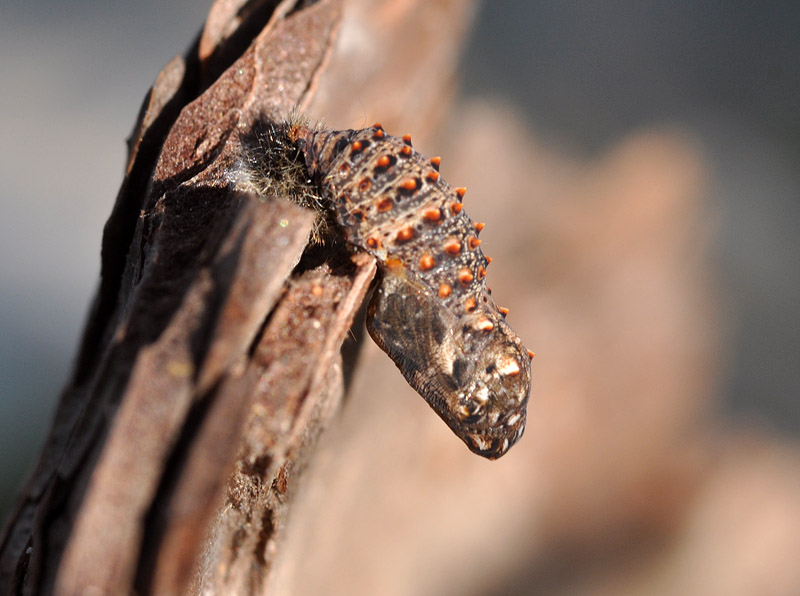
(0, 1), (475, 595)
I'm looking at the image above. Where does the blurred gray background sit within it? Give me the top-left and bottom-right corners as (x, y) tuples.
(1, 0), (798, 519)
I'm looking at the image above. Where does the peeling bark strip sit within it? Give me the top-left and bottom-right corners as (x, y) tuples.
(0, 1), (475, 595)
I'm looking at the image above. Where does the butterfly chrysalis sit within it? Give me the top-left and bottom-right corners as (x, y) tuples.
(241, 120), (533, 459)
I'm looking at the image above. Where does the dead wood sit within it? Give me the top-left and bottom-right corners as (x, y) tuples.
(0, 1), (476, 595)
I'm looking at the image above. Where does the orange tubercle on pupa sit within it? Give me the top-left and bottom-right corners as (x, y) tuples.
(385, 257), (405, 271)
(399, 178), (419, 192)
(376, 197), (394, 212)
(419, 254), (435, 271)
(396, 226), (415, 242)
(423, 208), (442, 222)
(444, 239), (461, 255)
(476, 316), (494, 331)
(458, 268), (474, 285)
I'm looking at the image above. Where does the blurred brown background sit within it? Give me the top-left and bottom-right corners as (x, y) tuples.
(2, 1), (799, 594)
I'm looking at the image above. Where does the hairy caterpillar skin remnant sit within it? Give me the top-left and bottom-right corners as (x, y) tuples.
(247, 121), (533, 459)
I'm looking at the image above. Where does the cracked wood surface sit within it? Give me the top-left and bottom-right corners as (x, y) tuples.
(0, 1), (475, 595)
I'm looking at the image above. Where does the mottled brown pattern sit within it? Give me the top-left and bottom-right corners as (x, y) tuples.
(292, 123), (532, 458)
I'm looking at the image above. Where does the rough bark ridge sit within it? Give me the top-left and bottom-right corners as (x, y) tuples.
(0, 1), (475, 595)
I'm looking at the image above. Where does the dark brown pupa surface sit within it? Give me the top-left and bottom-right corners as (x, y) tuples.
(287, 123), (532, 459)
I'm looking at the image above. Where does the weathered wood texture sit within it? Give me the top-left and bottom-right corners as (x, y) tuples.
(0, 1), (475, 595)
